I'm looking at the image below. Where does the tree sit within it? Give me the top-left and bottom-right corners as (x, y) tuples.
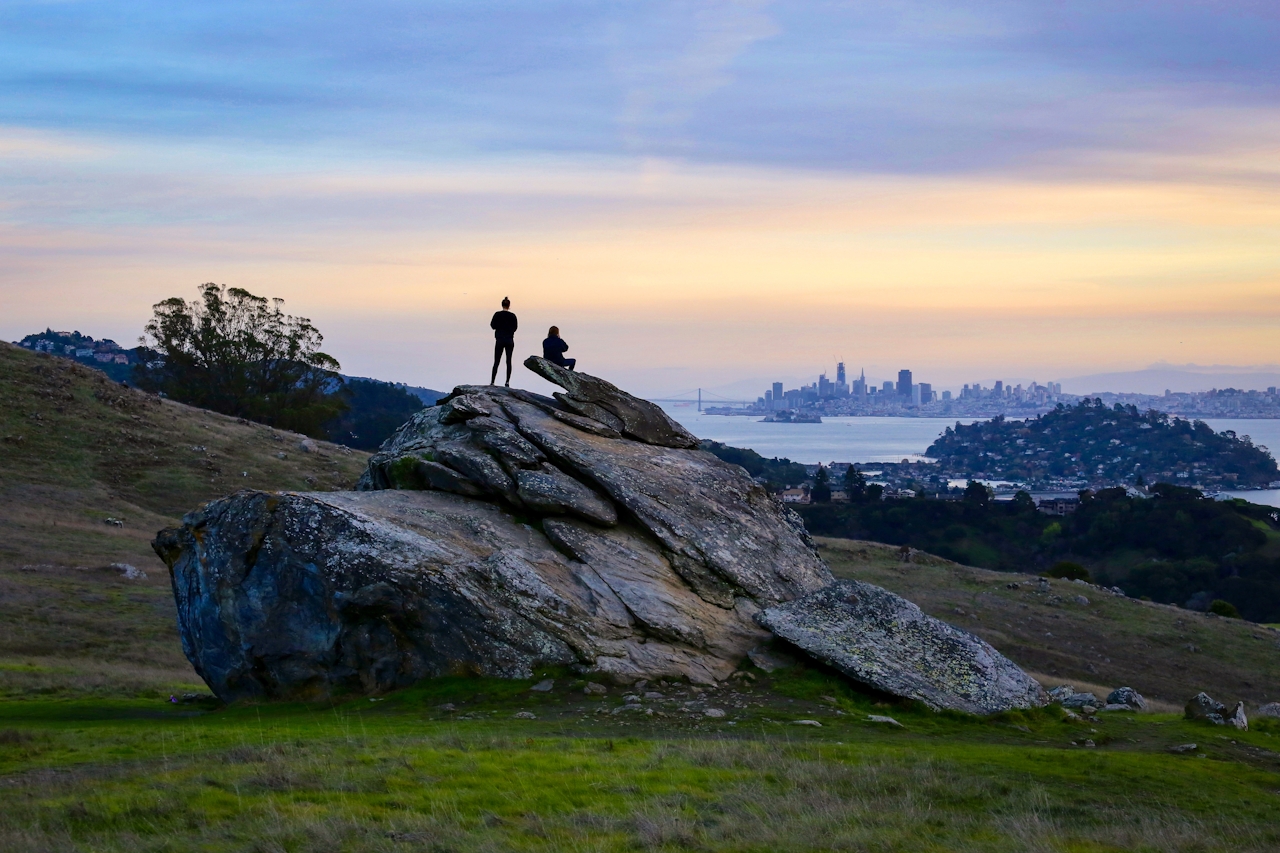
(1209, 599), (1242, 619)
(1011, 490), (1037, 513)
(963, 480), (991, 507)
(811, 465), (832, 503)
(843, 464), (867, 499)
(138, 283), (346, 435)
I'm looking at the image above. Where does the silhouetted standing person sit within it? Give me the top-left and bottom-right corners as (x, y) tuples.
(542, 326), (575, 370)
(490, 297), (517, 386)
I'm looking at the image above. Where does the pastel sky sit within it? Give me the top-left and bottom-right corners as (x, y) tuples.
(2, 1), (1279, 397)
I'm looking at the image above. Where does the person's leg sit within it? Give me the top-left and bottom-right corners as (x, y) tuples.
(491, 341), (503, 385)
(565, 358), (576, 371)
(503, 341), (514, 386)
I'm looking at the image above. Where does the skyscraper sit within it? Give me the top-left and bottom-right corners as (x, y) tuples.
(772, 382), (784, 409)
(898, 369), (913, 397)
(836, 362), (846, 385)
(852, 369), (866, 397)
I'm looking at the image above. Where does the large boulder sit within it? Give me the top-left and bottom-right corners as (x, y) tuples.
(756, 580), (1047, 714)
(155, 363), (833, 701)
(155, 489), (775, 700)
(154, 361), (1045, 712)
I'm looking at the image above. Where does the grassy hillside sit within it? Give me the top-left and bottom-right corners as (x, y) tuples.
(0, 342), (370, 698)
(818, 537), (1280, 708)
(5, 340), (1280, 850)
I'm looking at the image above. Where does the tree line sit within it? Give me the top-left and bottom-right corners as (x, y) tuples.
(134, 283), (424, 449)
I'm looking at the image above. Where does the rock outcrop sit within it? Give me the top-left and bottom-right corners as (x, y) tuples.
(153, 359), (1045, 714)
(155, 360), (832, 701)
(755, 580), (1047, 715)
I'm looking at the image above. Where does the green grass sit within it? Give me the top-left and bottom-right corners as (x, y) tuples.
(2, 672), (1279, 852)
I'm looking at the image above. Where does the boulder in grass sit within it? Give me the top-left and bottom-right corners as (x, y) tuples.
(1060, 693), (1100, 710)
(755, 580), (1047, 715)
(1185, 692), (1248, 730)
(155, 361), (834, 703)
(1106, 686), (1147, 711)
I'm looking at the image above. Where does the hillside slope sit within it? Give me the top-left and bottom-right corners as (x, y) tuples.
(821, 538), (1280, 707)
(0, 342), (370, 697)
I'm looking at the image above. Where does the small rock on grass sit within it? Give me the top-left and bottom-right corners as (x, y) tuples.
(1169, 743), (1198, 754)
(1106, 686), (1146, 710)
(704, 708), (726, 718)
(866, 715), (903, 727)
(583, 682), (608, 695)
(1256, 702), (1280, 719)
(1061, 693), (1099, 709)
(1100, 703), (1135, 713)
(791, 719), (822, 727)
(513, 711), (536, 719)
(1185, 692), (1249, 730)
(529, 678), (554, 692)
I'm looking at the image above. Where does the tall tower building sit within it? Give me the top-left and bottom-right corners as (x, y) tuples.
(898, 369), (913, 397)
(836, 362), (846, 385)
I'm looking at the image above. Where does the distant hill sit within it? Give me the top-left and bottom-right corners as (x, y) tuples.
(13, 330), (447, 450)
(926, 399), (1279, 489)
(12, 328), (154, 384)
(338, 375), (445, 406)
(1059, 363), (1280, 395)
(323, 377), (443, 450)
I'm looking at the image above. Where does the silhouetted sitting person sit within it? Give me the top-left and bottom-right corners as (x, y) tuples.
(542, 326), (575, 370)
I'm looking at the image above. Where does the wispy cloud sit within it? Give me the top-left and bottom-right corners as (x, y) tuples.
(1, 2), (1278, 391)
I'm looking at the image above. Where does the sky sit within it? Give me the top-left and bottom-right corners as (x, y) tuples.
(2, 1), (1279, 398)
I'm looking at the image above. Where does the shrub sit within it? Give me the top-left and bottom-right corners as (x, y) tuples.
(1208, 599), (1242, 619)
(1043, 561), (1090, 582)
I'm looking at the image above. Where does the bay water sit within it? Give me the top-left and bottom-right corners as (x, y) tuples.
(661, 403), (1280, 507)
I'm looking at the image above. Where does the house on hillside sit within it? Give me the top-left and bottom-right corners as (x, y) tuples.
(780, 487), (810, 504)
(1037, 497), (1079, 516)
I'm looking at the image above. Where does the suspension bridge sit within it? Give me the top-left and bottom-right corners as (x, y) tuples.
(646, 389), (756, 411)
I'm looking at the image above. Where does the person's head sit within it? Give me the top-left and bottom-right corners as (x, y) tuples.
(501, 297), (510, 309)
(548, 326), (560, 337)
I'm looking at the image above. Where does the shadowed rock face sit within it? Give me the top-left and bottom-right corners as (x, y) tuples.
(155, 490), (772, 699)
(155, 362), (832, 701)
(757, 580), (1048, 715)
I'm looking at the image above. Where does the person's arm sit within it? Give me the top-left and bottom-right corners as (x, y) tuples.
(511, 314), (517, 333)
(490, 312), (499, 331)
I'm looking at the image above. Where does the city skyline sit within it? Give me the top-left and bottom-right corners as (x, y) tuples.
(2, 3), (1279, 397)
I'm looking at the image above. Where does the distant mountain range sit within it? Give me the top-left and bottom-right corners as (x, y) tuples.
(1057, 364), (1280, 396)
